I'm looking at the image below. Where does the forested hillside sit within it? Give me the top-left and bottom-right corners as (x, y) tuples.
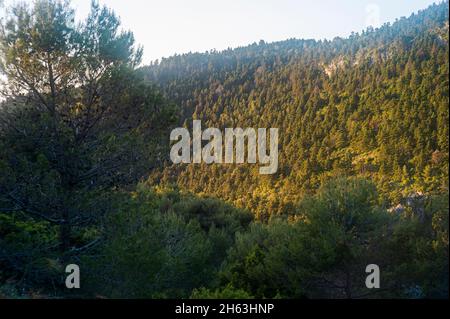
(144, 2), (449, 220)
(0, 0), (448, 299)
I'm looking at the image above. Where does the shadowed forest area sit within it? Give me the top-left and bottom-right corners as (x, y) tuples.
(0, 0), (448, 299)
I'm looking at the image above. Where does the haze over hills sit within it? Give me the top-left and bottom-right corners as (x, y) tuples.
(144, 1), (449, 220)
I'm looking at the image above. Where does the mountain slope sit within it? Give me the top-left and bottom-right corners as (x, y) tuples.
(144, 2), (449, 220)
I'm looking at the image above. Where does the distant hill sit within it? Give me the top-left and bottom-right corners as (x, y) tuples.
(143, 1), (449, 220)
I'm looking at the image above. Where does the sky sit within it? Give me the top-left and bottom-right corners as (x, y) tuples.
(1, 0), (442, 64)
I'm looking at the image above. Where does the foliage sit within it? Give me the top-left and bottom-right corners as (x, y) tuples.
(217, 178), (448, 299)
(0, 0), (448, 299)
(80, 186), (253, 298)
(146, 1), (449, 220)
(191, 285), (254, 299)
(0, 0), (175, 255)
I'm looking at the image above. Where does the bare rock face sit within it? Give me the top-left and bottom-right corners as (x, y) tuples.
(404, 192), (426, 222)
(388, 192), (427, 222)
(388, 203), (405, 214)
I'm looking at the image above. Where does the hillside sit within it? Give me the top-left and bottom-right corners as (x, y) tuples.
(0, 0), (448, 300)
(143, 2), (449, 220)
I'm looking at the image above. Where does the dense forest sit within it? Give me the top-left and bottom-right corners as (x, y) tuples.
(0, 0), (448, 299)
(144, 2), (449, 220)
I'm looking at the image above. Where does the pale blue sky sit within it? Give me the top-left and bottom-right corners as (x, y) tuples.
(1, 0), (442, 63)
